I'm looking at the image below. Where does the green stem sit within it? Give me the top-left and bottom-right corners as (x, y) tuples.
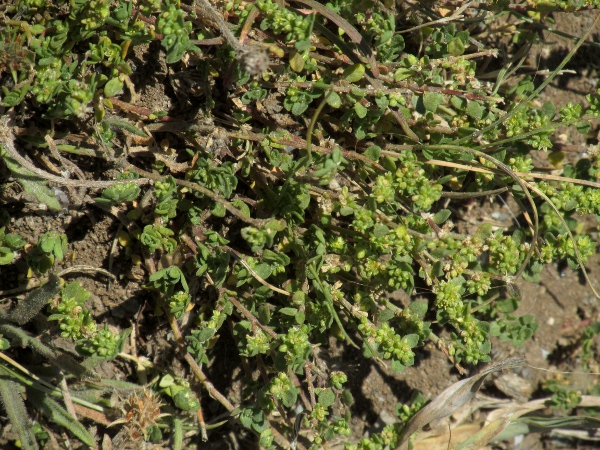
(308, 265), (359, 349)
(441, 186), (509, 198)
(305, 88), (334, 167)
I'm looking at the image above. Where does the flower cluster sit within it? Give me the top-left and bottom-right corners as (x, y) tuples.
(255, 0), (315, 41)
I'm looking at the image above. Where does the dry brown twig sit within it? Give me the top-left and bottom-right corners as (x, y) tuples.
(0, 116), (152, 189)
(191, 0), (269, 75)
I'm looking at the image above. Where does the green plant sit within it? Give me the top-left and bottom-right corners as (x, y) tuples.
(27, 232), (67, 274)
(544, 378), (583, 411)
(48, 281), (95, 340)
(581, 321), (600, 369)
(1, 0), (600, 448)
(96, 182), (141, 205)
(141, 224), (178, 253)
(489, 314), (540, 348)
(148, 266), (189, 296)
(0, 227), (26, 265)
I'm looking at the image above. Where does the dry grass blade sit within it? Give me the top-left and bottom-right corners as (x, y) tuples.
(454, 415), (512, 450)
(396, 356), (526, 450)
(412, 423), (482, 450)
(484, 396), (600, 444)
(289, 0), (374, 60)
(486, 395), (600, 424)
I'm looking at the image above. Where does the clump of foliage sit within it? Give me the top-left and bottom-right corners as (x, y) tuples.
(1, 0), (600, 449)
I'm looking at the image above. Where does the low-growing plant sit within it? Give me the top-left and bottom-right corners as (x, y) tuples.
(0, 227), (26, 265)
(1, 0), (600, 449)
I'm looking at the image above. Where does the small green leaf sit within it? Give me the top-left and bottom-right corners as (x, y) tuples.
(512, 228), (525, 245)
(576, 121), (591, 134)
(289, 51), (305, 73)
(407, 301), (428, 318)
(375, 95), (389, 110)
(0, 247), (15, 265)
(147, 426), (163, 443)
(232, 199), (251, 217)
(541, 101), (556, 119)
(394, 68), (414, 82)
(173, 388), (201, 411)
(378, 309), (395, 322)
(403, 334), (419, 347)
(160, 374), (175, 388)
(266, 219), (287, 232)
(447, 37), (465, 56)
(339, 206), (354, 216)
(197, 327), (216, 342)
(105, 119), (149, 137)
(291, 102), (309, 116)
(364, 145), (381, 161)
(211, 201), (226, 217)
(295, 39), (311, 52)
(343, 63), (365, 82)
(19, 178), (63, 211)
(391, 359), (406, 373)
(318, 388), (336, 407)
(341, 389), (354, 406)
(104, 78), (124, 98)
(564, 198), (578, 211)
(433, 209), (451, 224)
(279, 307), (298, 316)
(466, 101), (485, 120)
(372, 223), (389, 238)
(30, 24), (45, 35)
(250, 409), (267, 432)
(282, 388), (298, 408)
(354, 102), (368, 118)
(97, 183), (140, 205)
(253, 263), (273, 279)
(238, 408), (253, 428)
(475, 223), (493, 241)
(327, 92), (342, 108)
(423, 92), (444, 113)
(0, 147), (62, 211)
(4, 233), (25, 251)
(451, 96), (467, 110)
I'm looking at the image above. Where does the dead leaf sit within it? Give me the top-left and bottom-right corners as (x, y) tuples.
(455, 414), (512, 450)
(397, 356), (526, 450)
(412, 423), (482, 450)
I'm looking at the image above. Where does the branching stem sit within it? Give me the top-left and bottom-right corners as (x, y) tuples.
(0, 117), (152, 189)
